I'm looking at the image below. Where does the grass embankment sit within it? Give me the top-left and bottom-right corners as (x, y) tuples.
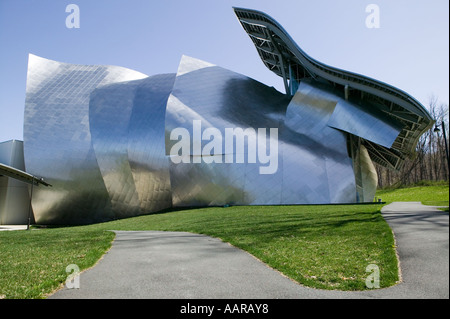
(0, 204), (398, 298)
(376, 181), (449, 211)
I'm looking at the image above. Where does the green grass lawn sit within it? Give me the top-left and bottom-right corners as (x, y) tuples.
(376, 182), (449, 208)
(0, 204), (399, 298)
(0, 228), (114, 299)
(0, 227), (114, 299)
(119, 204), (399, 291)
(1, 182), (447, 299)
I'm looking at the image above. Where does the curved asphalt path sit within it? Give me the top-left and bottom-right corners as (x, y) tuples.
(49, 202), (448, 299)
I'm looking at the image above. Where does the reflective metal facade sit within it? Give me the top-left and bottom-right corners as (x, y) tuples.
(24, 54), (148, 224)
(22, 8), (433, 224)
(89, 74), (175, 218)
(164, 56), (356, 207)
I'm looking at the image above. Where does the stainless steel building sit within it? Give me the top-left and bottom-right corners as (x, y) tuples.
(20, 8), (433, 225)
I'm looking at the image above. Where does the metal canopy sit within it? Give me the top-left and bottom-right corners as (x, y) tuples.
(233, 7), (435, 170)
(0, 163), (51, 187)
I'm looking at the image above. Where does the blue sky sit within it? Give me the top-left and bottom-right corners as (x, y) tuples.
(0, 0), (448, 142)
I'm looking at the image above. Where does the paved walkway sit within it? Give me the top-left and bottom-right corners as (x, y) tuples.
(49, 202), (448, 299)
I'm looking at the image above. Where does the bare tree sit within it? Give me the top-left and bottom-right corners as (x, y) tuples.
(375, 96), (449, 188)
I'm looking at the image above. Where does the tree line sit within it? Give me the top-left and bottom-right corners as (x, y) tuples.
(376, 96), (449, 188)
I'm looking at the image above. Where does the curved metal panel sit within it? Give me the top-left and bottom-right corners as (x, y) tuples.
(24, 54), (147, 224)
(165, 56), (356, 206)
(89, 79), (143, 218)
(327, 94), (403, 149)
(89, 74), (175, 217)
(165, 56), (290, 206)
(283, 82), (356, 204)
(127, 74), (175, 213)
